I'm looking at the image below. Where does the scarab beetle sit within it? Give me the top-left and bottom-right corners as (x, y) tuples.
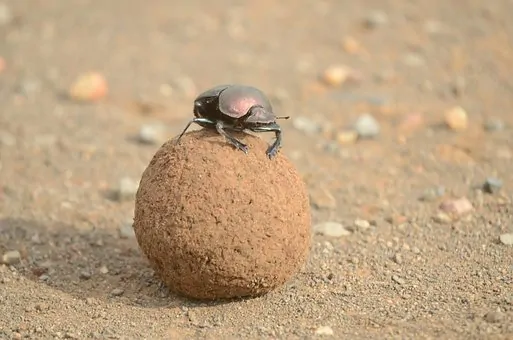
(176, 84), (290, 159)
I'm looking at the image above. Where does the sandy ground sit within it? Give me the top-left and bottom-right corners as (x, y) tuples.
(1, 0), (512, 339)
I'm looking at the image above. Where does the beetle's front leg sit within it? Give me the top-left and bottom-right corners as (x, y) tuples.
(215, 121), (249, 154)
(176, 117), (216, 144)
(249, 123), (282, 159)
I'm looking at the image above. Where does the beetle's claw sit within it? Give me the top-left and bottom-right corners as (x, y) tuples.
(239, 145), (249, 154)
(266, 146), (279, 159)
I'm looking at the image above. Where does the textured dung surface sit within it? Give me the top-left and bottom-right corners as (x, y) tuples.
(133, 129), (312, 300)
(2, 1), (513, 339)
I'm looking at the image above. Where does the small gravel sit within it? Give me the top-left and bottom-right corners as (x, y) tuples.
(444, 106), (468, 131)
(309, 186), (337, 210)
(451, 76), (467, 96)
(354, 113), (380, 138)
(483, 118), (505, 132)
(392, 275), (405, 285)
(482, 177), (502, 194)
(0, 2), (13, 26)
(137, 123), (167, 145)
(118, 223), (136, 239)
(79, 270), (92, 280)
(419, 186), (445, 201)
(439, 197), (473, 216)
(363, 10), (388, 29)
(315, 326), (334, 336)
(314, 222), (351, 237)
(0, 131), (16, 146)
(292, 116), (322, 135)
(353, 218), (371, 230)
(499, 233), (513, 246)
(336, 130), (358, 145)
(392, 253), (403, 264)
(1, 251), (21, 265)
(484, 311), (504, 323)
(402, 53), (425, 67)
(111, 288), (125, 297)
(115, 177), (139, 201)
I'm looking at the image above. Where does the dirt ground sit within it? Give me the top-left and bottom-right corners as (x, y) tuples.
(1, 0), (512, 339)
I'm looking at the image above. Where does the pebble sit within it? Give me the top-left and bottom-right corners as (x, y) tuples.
(115, 177), (139, 201)
(402, 53), (425, 67)
(484, 311), (504, 323)
(433, 212), (452, 224)
(110, 288), (124, 297)
(391, 275), (405, 285)
(354, 113), (380, 138)
(0, 131), (16, 147)
(392, 253), (403, 264)
(423, 20), (444, 35)
(118, 223), (135, 239)
(451, 76), (467, 97)
(0, 2), (13, 26)
(292, 116), (322, 135)
(1, 250), (21, 265)
(341, 36), (361, 54)
(320, 65), (359, 87)
(315, 326), (334, 336)
(172, 76), (196, 98)
(444, 106), (468, 131)
(313, 222), (351, 238)
(79, 270), (91, 280)
(483, 118), (505, 132)
(364, 10), (389, 29)
(439, 197), (473, 216)
(0, 56), (5, 73)
(482, 177), (502, 194)
(99, 266), (109, 274)
(499, 233), (513, 246)
(336, 130), (358, 145)
(398, 112), (424, 133)
(419, 186), (445, 201)
(353, 218), (371, 229)
(19, 78), (41, 95)
(68, 72), (108, 102)
(309, 186), (337, 210)
(137, 123), (167, 145)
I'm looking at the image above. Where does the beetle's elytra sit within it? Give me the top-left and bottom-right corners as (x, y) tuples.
(176, 84), (290, 159)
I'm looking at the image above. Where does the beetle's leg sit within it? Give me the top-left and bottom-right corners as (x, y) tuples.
(215, 121), (249, 154)
(249, 123), (282, 159)
(176, 117), (215, 144)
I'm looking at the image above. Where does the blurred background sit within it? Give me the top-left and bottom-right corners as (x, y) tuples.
(1, 0), (512, 339)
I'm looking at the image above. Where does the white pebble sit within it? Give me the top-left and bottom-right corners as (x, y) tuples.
(292, 116), (321, 135)
(499, 233), (513, 246)
(0, 2), (13, 26)
(354, 218), (371, 229)
(314, 222), (351, 237)
(354, 113), (380, 138)
(2, 250), (21, 265)
(116, 177), (139, 201)
(138, 123), (167, 145)
(364, 10), (388, 28)
(315, 325), (334, 336)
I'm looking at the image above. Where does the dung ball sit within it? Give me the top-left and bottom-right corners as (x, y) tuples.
(133, 128), (312, 300)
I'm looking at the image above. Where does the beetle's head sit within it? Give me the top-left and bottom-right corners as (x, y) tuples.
(246, 105), (290, 125)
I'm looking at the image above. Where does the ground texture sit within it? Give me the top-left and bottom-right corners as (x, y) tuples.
(0, 0), (512, 339)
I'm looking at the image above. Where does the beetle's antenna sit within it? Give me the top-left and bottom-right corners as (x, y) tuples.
(275, 116), (290, 120)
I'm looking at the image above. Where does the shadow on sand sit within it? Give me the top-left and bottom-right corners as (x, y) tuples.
(0, 217), (247, 309)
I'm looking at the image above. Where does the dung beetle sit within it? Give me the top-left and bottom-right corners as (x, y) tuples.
(176, 84), (290, 159)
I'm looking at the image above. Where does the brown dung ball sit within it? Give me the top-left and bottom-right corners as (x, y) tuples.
(133, 128), (312, 300)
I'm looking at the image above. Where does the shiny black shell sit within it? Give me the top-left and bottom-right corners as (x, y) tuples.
(193, 84), (275, 123)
